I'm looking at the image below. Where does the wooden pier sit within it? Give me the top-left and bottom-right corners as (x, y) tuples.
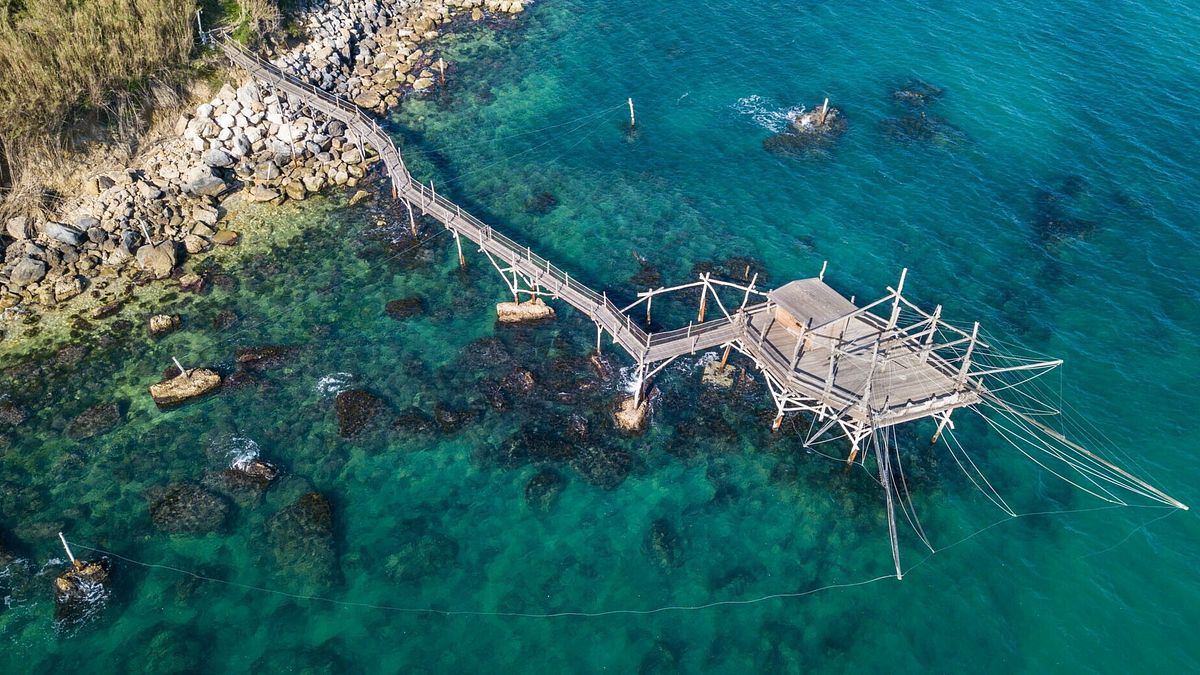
(218, 37), (1187, 578)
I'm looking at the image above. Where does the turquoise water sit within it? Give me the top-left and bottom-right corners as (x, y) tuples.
(3, 0), (1200, 671)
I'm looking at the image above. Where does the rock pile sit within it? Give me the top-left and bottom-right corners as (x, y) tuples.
(0, 0), (534, 317)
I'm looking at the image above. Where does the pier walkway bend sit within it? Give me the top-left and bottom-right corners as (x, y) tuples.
(217, 36), (1187, 578)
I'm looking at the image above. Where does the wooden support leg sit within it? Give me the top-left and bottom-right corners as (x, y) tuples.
(596, 323), (603, 355)
(697, 290), (707, 323)
(930, 412), (952, 445)
(771, 413), (784, 432)
(846, 443), (860, 465)
(719, 344), (732, 369)
(454, 231), (465, 268)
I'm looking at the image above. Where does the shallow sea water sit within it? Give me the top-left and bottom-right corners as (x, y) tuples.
(2, 0), (1199, 671)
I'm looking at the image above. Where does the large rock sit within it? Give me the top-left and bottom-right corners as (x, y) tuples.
(267, 492), (339, 591)
(334, 389), (387, 438)
(570, 445), (633, 489)
(525, 468), (566, 511)
(53, 558), (111, 632)
(146, 482), (230, 533)
(5, 215), (34, 240)
(9, 257), (47, 287)
(202, 148), (235, 168)
(185, 174), (227, 197)
(148, 313), (181, 337)
(0, 401), (29, 426)
(496, 298), (555, 323)
(247, 185), (280, 203)
(149, 368), (221, 408)
(136, 242), (177, 279)
(43, 222), (84, 246)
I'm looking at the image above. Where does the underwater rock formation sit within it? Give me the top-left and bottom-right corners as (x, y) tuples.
(334, 389), (388, 438)
(645, 518), (681, 569)
(66, 401), (123, 440)
(570, 445), (633, 489)
(891, 79), (944, 108)
(383, 525), (459, 583)
(234, 345), (298, 371)
(1032, 176), (1099, 242)
(267, 492), (339, 590)
(524, 468), (567, 511)
(146, 482), (231, 534)
(524, 191), (558, 214)
(385, 297), (426, 320)
(880, 112), (966, 146)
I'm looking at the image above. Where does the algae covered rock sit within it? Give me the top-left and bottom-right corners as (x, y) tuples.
(524, 468), (566, 511)
(267, 492), (339, 590)
(146, 482), (231, 534)
(66, 402), (123, 440)
(53, 558), (112, 633)
(334, 389), (387, 438)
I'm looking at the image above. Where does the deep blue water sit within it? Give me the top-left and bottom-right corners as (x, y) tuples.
(2, 0), (1199, 671)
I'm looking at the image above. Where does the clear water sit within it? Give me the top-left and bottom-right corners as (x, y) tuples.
(3, 0), (1199, 671)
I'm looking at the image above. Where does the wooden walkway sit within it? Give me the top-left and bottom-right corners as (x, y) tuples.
(218, 37), (989, 434)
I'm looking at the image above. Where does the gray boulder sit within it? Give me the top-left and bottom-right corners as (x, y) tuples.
(202, 148), (235, 169)
(5, 216), (34, 240)
(185, 175), (227, 197)
(135, 242), (177, 279)
(43, 222), (84, 246)
(10, 257), (47, 287)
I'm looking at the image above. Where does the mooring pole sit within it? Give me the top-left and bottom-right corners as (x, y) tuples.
(58, 532), (81, 570)
(172, 356), (188, 378)
(628, 97), (635, 128)
(930, 412), (952, 445)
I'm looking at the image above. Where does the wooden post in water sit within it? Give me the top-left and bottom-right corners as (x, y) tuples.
(719, 344), (732, 369)
(172, 357), (188, 379)
(697, 286), (707, 323)
(454, 231), (465, 268)
(628, 98), (636, 128)
(817, 98), (829, 126)
(58, 532), (81, 570)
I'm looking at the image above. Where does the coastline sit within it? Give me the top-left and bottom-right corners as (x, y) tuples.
(0, 0), (531, 359)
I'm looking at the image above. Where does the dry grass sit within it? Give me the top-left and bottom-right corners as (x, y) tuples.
(0, 0), (292, 219)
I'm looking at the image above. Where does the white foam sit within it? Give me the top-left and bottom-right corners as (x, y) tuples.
(734, 95), (806, 133)
(217, 435), (262, 471)
(316, 372), (354, 397)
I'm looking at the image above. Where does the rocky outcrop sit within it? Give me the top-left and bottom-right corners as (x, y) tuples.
(0, 0), (537, 321)
(334, 388), (387, 438)
(149, 368), (222, 408)
(53, 558), (112, 632)
(148, 313), (181, 337)
(524, 468), (566, 510)
(496, 298), (555, 323)
(267, 492), (339, 590)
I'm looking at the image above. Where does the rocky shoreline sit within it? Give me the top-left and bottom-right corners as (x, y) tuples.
(0, 0), (530, 347)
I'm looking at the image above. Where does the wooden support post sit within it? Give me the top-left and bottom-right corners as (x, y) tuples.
(59, 532), (80, 570)
(888, 268), (908, 329)
(819, 260), (828, 281)
(818, 97), (829, 126)
(172, 357), (188, 379)
(956, 321), (981, 388)
(697, 285), (707, 323)
(772, 414), (784, 431)
(846, 441), (860, 465)
(930, 411), (952, 445)
(628, 97), (635, 128)
(719, 344), (732, 369)
(646, 294), (652, 325)
(919, 304), (942, 364)
(596, 323), (603, 354)
(403, 198), (417, 238)
(454, 231), (465, 268)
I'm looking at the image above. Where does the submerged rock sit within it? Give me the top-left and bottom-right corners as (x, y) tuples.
(234, 345), (298, 371)
(524, 191), (558, 214)
(645, 518), (681, 569)
(525, 468), (566, 511)
(1033, 179), (1099, 243)
(614, 395), (649, 434)
(53, 558), (112, 632)
(267, 492), (339, 589)
(383, 529), (459, 583)
(433, 404), (477, 433)
(0, 401), (29, 426)
(392, 408), (437, 435)
(146, 482), (230, 533)
(891, 79), (944, 108)
(66, 402), (123, 440)
(880, 112), (966, 146)
(384, 297), (425, 320)
(204, 459), (280, 505)
(570, 445), (633, 489)
(149, 369), (222, 408)
(334, 389), (387, 438)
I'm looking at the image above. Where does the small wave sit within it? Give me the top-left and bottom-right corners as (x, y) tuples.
(734, 95), (805, 133)
(316, 372), (354, 397)
(215, 435), (262, 471)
